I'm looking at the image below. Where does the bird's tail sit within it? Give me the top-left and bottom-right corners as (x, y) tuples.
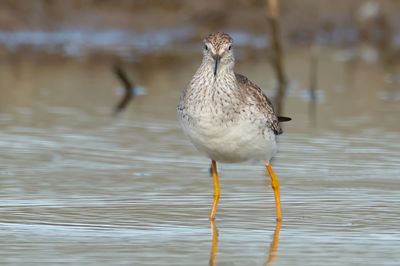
(278, 116), (291, 122)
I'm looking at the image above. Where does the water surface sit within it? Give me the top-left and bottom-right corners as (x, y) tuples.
(0, 48), (399, 265)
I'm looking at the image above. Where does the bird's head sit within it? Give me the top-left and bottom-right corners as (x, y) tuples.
(202, 32), (234, 77)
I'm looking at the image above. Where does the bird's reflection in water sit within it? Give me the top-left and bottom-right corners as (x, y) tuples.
(209, 220), (219, 266)
(265, 221), (282, 266)
(208, 220), (281, 266)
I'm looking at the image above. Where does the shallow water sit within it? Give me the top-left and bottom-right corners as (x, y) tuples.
(0, 48), (400, 265)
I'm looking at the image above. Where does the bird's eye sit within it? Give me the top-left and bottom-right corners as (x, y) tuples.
(204, 45), (208, 51)
(228, 45), (232, 50)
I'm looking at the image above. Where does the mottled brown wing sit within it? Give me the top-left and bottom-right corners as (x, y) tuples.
(235, 73), (283, 135)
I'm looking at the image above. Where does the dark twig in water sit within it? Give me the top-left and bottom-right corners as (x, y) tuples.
(309, 44), (319, 127)
(113, 65), (135, 114)
(266, 0), (288, 116)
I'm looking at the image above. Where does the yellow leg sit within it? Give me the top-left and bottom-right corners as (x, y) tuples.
(210, 160), (220, 220)
(265, 162), (282, 222)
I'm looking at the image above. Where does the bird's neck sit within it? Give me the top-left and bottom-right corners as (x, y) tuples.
(182, 61), (239, 115)
(192, 61), (237, 91)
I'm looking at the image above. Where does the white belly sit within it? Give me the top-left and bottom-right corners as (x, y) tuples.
(181, 118), (277, 163)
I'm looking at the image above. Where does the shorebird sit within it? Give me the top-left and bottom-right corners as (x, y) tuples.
(177, 32), (291, 222)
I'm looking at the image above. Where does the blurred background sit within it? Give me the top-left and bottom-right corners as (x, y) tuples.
(0, 1), (399, 265)
(1, 0), (400, 128)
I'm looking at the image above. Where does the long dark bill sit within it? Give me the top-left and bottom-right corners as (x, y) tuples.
(213, 56), (220, 77)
